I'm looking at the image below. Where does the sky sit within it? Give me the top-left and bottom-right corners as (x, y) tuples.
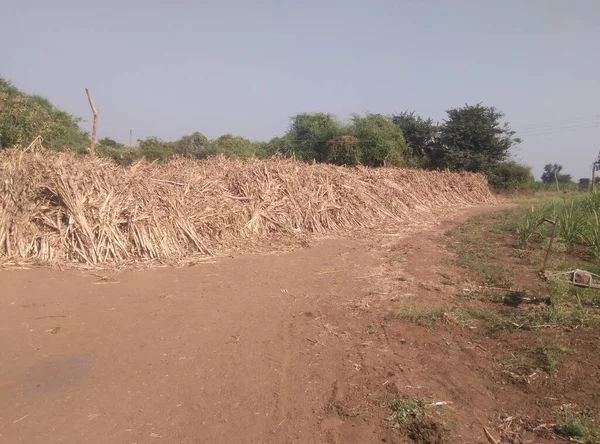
(1, 0), (599, 180)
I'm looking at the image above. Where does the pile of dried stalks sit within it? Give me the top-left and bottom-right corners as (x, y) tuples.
(0, 144), (495, 267)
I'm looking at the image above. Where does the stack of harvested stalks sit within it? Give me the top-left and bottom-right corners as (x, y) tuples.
(0, 145), (495, 267)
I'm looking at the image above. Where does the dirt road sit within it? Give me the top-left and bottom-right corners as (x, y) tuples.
(0, 206), (526, 443)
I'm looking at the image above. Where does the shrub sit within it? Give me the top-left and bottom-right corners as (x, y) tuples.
(0, 78), (89, 153)
(486, 161), (533, 191)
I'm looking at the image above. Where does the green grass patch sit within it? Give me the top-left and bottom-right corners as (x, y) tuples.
(450, 216), (515, 289)
(536, 339), (567, 374)
(397, 303), (518, 335)
(447, 201), (600, 333)
(556, 406), (599, 442)
(384, 397), (424, 429)
(501, 339), (567, 384)
(396, 305), (446, 327)
(382, 396), (449, 443)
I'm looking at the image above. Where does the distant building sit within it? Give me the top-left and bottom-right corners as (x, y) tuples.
(578, 178), (590, 192)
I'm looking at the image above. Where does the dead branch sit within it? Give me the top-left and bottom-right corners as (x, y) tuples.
(483, 427), (499, 444)
(85, 88), (98, 157)
(150, 178), (186, 187)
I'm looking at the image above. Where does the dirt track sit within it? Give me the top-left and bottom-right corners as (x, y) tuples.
(1, 205), (570, 443)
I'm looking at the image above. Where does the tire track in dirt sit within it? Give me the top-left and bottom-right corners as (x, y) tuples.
(321, 380), (343, 444)
(272, 320), (293, 437)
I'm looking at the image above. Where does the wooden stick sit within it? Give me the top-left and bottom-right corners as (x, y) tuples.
(225, 194), (250, 201)
(149, 178), (186, 187)
(483, 427), (499, 444)
(85, 88), (98, 157)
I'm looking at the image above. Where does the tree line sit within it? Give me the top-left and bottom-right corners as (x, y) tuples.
(0, 77), (574, 191)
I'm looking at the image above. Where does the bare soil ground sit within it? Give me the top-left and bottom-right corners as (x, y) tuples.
(1, 206), (598, 443)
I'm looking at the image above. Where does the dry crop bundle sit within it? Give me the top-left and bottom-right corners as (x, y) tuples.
(0, 146), (495, 267)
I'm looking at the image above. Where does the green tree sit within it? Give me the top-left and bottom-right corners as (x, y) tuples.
(486, 161), (534, 191)
(435, 104), (521, 173)
(350, 113), (412, 167)
(541, 164), (572, 184)
(173, 131), (208, 158)
(97, 137), (123, 149)
(99, 145), (142, 166)
(250, 141), (270, 159)
(266, 135), (294, 158)
(0, 78), (89, 152)
(390, 111), (438, 161)
(97, 137), (142, 165)
(138, 136), (174, 162)
(286, 113), (344, 162)
(207, 134), (255, 159)
(327, 135), (362, 166)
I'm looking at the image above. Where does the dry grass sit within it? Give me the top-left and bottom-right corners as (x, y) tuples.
(0, 142), (496, 268)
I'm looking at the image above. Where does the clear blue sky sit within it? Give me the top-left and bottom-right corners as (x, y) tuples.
(1, 0), (599, 180)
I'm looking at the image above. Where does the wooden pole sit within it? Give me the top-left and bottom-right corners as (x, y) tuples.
(592, 164), (596, 193)
(85, 88), (98, 157)
(553, 165), (559, 191)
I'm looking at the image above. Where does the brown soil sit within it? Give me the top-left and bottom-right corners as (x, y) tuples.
(1, 206), (598, 443)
